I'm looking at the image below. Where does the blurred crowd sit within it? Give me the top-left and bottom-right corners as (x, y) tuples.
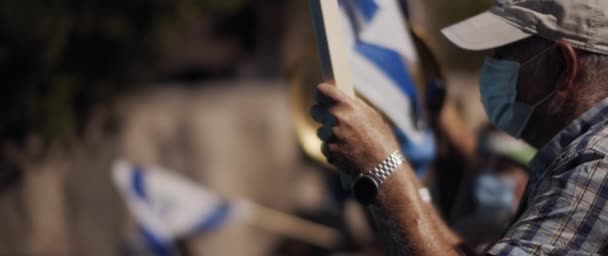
(0, 0), (539, 255)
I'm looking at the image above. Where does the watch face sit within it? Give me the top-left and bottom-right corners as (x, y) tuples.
(353, 175), (379, 205)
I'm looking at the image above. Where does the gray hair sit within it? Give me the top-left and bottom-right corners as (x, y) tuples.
(579, 51), (608, 89)
(529, 36), (608, 100)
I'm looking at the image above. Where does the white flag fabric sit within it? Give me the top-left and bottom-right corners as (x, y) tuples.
(112, 160), (250, 255)
(338, 0), (424, 142)
(335, 0), (436, 176)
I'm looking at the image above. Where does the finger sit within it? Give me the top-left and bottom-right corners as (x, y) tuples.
(314, 85), (336, 106)
(322, 110), (338, 127)
(313, 88), (324, 103)
(310, 104), (338, 126)
(310, 104), (325, 123)
(316, 125), (335, 141)
(322, 143), (351, 172)
(317, 83), (351, 104)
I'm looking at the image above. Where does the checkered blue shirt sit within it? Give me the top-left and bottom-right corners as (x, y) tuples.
(488, 98), (608, 255)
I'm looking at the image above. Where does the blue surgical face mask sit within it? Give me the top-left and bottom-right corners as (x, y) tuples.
(479, 57), (556, 138)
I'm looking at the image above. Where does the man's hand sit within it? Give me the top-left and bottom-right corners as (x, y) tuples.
(310, 83), (401, 175)
(311, 83), (467, 255)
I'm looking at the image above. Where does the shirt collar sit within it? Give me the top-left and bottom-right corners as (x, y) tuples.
(529, 97), (608, 181)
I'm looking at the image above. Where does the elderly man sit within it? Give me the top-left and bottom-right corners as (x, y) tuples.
(312, 0), (608, 255)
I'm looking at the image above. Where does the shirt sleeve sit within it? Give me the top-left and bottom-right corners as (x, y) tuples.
(487, 149), (608, 256)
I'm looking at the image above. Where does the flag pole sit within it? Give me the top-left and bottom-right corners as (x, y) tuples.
(239, 200), (342, 249)
(310, 0), (358, 189)
(310, 0), (355, 98)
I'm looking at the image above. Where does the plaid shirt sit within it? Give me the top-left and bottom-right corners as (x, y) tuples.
(488, 98), (608, 255)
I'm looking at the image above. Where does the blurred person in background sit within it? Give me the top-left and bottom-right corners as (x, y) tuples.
(313, 0), (608, 254)
(450, 125), (535, 252)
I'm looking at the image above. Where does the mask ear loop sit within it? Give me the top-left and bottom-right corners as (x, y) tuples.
(520, 43), (558, 67)
(514, 43), (560, 137)
(514, 90), (558, 137)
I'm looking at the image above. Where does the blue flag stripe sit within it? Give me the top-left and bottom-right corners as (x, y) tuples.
(131, 166), (147, 201)
(356, 0), (379, 21)
(394, 128), (435, 177)
(138, 225), (174, 256)
(355, 41), (422, 117)
(191, 201), (232, 234)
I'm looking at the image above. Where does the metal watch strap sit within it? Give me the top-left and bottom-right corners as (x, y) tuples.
(366, 151), (405, 185)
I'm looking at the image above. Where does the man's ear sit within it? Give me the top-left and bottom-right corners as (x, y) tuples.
(556, 40), (579, 93)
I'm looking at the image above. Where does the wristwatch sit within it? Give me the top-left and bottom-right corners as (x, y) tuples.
(352, 151), (405, 205)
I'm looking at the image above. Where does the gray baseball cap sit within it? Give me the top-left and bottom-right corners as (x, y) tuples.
(442, 0), (608, 55)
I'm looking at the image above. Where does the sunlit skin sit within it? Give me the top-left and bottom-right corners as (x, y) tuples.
(311, 38), (589, 255)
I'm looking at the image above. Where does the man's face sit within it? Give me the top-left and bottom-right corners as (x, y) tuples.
(491, 38), (562, 107)
(489, 38), (571, 144)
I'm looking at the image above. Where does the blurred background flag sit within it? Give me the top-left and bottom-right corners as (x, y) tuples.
(338, 0), (435, 175)
(112, 161), (250, 256)
(112, 161), (341, 255)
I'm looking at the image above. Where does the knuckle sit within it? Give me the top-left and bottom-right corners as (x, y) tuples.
(329, 105), (350, 119)
(335, 113), (351, 127)
(316, 83), (326, 90)
(332, 126), (345, 140)
(327, 143), (341, 154)
(342, 103), (357, 115)
(326, 114), (338, 126)
(328, 107), (342, 120)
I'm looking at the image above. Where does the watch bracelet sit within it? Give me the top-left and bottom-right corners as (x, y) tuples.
(366, 151), (405, 185)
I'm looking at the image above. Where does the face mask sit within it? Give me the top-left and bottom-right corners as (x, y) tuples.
(479, 57), (556, 138)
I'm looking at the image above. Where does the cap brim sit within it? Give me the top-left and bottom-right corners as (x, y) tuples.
(441, 11), (532, 51)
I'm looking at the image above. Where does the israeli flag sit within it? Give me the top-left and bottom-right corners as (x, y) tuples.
(337, 0), (435, 175)
(112, 161), (250, 256)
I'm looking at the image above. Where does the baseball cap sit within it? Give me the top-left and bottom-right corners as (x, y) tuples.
(441, 0), (608, 55)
